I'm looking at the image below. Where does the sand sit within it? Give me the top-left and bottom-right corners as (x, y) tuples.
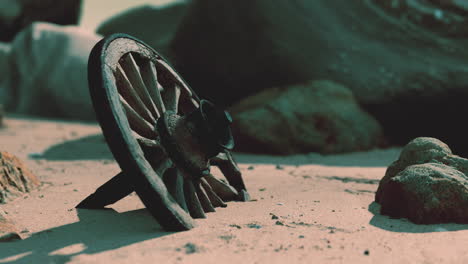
(0, 116), (467, 264)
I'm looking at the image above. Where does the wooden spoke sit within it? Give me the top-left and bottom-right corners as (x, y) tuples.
(137, 137), (160, 150)
(115, 65), (156, 124)
(140, 60), (167, 114)
(203, 173), (238, 202)
(121, 53), (160, 118)
(164, 84), (181, 112)
(200, 178), (227, 208)
(120, 96), (157, 139)
(137, 139), (173, 176)
(184, 179), (206, 219)
(147, 156), (173, 177)
(163, 169), (188, 212)
(196, 183), (215, 213)
(157, 60), (193, 97)
(211, 152), (249, 201)
(191, 98), (200, 108)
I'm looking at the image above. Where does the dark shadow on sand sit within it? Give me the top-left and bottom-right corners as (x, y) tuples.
(321, 176), (380, 185)
(368, 202), (468, 233)
(0, 209), (173, 264)
(30, 134), (114, 161)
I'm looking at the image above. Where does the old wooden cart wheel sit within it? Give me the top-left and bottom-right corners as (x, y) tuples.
(77, 34), (249, 231)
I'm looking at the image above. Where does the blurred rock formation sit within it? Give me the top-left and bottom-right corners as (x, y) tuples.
(230, 80), (385, 154)
(0, 104), (4, 127)
(97, 0), (190, 59)
(0, 0), (82, 42)
(0, 23), (100, 120)
(170, 0), (468, 155)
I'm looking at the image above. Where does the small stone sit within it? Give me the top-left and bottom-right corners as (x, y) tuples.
(219, 235), (235, 242)
(183, 243), (199, 254)
(275, 221), (284, 226)
(247, 166), (255, 170)
(246, 223), (262, 229)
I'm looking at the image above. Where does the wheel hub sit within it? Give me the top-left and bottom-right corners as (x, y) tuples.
(156, 100), (234, 177)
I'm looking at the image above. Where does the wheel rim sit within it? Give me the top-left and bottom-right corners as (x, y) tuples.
(88, 34), (247, 231)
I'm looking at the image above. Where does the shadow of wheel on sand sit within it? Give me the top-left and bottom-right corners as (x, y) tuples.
(0, 209), (173, 264)
(368, 202), (468, 233)
(30, 134), (114, 161)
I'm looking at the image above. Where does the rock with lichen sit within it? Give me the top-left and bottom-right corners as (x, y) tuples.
(0, 151), (39, 204)
(376, 137), (468, 224)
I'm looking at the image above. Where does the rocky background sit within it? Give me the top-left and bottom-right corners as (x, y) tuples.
(0, 0), (82, 42)
(2, 0), (468, 156)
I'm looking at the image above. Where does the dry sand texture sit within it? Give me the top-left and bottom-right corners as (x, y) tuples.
(0, 116), (467, 264)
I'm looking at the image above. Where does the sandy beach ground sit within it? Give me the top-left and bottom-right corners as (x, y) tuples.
(0, 116), (467, 264)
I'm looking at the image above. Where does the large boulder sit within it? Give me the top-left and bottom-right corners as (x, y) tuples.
(0, 23), (101, 120)
(171, 0), (468, 155)
(230, 80), (385, 154)
(376, 137), (468, 224)
(0, 151), (39, 204)
(97, 1), (190, 59)
(0, 0), (82, 42)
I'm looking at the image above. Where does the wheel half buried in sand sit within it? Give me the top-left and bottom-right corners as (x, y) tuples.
(77, 34), (249, 231)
